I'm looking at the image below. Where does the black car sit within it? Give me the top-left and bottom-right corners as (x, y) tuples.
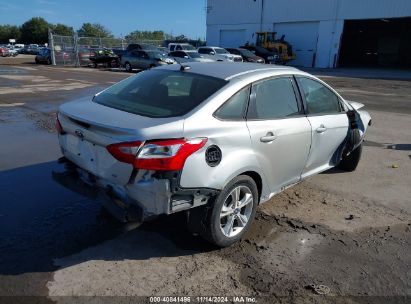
(239, 45), (280, 64)
(113, 43), (157, 60)
(226, 48), (265, 63)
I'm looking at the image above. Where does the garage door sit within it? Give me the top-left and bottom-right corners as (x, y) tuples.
(219, 29), (246, 48)
(339, 18), (411, 68)
(274, 22), (319, 67)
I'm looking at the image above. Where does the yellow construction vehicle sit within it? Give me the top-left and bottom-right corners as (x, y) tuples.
(255, 32), (296, 64)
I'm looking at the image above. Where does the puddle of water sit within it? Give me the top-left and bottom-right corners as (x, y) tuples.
(0, 67), (26, 75)
(0, 161), (123, 275)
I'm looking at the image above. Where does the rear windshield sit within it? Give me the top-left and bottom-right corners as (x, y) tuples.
(94, 70), (227, 118)
(215, 48), (229, 54)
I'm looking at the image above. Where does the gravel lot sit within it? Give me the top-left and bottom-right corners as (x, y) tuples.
(0, 56), (410, 303)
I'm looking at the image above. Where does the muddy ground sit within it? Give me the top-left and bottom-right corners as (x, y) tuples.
(0, 57), (410, 303)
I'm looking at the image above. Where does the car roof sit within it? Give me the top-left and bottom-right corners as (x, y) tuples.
(157, 62), (302, 81)
(199, 46), (222, 49)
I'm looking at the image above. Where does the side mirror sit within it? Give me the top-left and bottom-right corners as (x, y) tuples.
(210, 51), (215, 55)
(184, 56), (189, 59)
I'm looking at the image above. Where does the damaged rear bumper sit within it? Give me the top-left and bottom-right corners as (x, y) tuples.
(52, 157), (219, 223)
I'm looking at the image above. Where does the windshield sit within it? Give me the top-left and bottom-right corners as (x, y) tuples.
(239, 49), (256, 57)
(267, 32), (276, 42)
(147, 51), (166, 60)
(94, 70), (227, 118)
(181, 44), (196, 50)
(215, 48), (229, 54)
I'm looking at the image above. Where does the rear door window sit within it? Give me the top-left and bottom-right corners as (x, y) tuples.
(248, 77), (300, 120)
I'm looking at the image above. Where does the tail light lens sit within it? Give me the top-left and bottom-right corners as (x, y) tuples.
(107, 141), (142, 164)
(106, 138), (207, 171)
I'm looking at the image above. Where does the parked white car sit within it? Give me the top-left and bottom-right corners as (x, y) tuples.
(169, 50), (215, 63)
(7, 47), (18, 57)
(198, 46), (242, 62)
(168, 43), (197, 52)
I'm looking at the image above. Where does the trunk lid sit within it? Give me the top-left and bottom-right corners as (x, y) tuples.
(58, 99), (184, 185)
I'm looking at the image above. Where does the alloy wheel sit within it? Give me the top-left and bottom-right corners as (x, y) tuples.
(219, 185), (254, 238)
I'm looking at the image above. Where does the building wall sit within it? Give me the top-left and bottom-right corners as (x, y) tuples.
(206, 0), (411, 68)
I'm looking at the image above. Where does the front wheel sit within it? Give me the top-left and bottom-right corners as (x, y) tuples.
(338, 143), (363, 172)
(203, 175), (258, 247)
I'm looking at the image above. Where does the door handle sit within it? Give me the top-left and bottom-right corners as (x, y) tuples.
(316, 125), (327, 133)
(260, 132), (277, 143)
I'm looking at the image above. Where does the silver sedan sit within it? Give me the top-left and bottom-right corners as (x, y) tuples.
(55, 62), (371, 247)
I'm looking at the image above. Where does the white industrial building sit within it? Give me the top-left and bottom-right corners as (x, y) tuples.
(206, 0), (411, 68)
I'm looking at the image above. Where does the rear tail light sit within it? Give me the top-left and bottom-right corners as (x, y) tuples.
(107, 141), (142, 164)
(55, 115), (65, 135)
(106, 138), (207, 171)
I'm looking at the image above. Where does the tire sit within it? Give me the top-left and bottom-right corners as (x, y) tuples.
(124, 62), (132, 72)
(338, 143), (363, 172)
(202, 175), (258, 247)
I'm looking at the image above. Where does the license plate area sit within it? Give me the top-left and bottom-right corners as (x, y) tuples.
(60, 134), (134, 185)
(65, 134), (99, 175)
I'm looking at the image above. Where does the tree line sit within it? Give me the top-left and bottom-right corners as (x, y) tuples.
(0, 17), (195, 44)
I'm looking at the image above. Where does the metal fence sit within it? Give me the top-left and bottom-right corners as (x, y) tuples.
(48, 32), (163, 67)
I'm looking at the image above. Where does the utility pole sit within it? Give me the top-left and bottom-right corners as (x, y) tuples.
(48, 28), (56, 66)
(260, 0), (265, 32)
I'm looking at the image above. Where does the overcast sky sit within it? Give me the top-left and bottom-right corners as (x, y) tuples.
(0, 0), (207, 39)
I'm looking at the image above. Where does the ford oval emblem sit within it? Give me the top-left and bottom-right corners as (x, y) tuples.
(75, 129), (84, 139)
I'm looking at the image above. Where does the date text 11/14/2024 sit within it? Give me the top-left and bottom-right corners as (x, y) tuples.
(149, 296), (257, 303)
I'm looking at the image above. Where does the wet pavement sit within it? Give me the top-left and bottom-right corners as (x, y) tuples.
(0, 63), (131, 297)
(0, 161), (123, 276)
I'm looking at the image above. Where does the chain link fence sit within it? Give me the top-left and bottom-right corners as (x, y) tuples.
(49, 32), (164, 67)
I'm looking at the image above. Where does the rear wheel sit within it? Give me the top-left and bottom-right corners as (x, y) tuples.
(201, 175), (258, 247)
(338, 143), (363, 172)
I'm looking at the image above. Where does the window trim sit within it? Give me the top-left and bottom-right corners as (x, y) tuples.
(246, 75), (305, 121)
(212, 85), (251, 121)
(294, 75), (346, 116)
